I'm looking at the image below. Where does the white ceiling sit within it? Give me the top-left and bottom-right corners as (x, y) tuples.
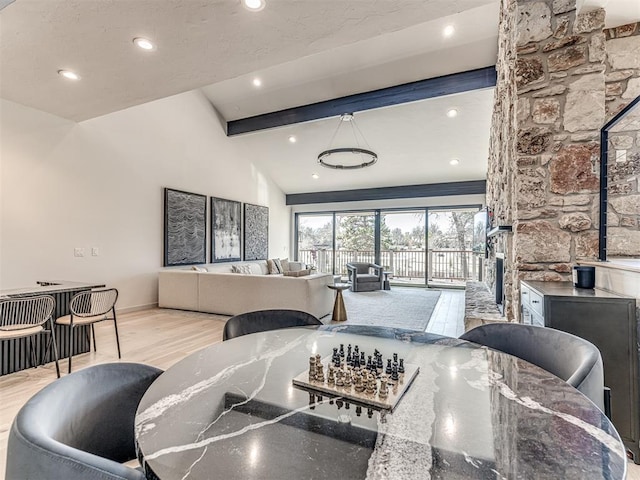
(1, 0), (638, 195)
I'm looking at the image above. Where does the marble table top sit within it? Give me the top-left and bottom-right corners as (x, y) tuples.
(135, 325), (626, 480)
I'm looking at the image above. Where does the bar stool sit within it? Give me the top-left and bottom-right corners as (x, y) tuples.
(0, 295), (60, 377)
(55, 288), (120, 373)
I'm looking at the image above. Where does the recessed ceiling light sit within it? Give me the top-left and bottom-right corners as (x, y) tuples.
(252, 77), (262, 87)
(288, 135), (297, 143)
(58, 70), (80, 80)
(449, 159), (460, 166)
(133, 37), (156, 51)
(447, 108), (458, 118)
(311, 173), (319, 180)
(243, 0), (266, 11)
(443, 25), (455, 37)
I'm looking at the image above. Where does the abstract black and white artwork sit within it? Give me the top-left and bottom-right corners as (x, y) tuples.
(164, 188), (207, 266)
(244, 203), (268, 261)
(211, 197), (241, 263)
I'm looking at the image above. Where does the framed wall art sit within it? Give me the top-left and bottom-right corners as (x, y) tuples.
(164, 188), (207, 266)
(211, 197), (242, 262)
(243, 203), (268, 261)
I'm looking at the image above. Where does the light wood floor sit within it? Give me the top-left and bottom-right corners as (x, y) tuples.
(1, 291), (637, 479)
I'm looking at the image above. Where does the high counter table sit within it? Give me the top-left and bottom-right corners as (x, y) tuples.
(135, 325), (626, 479)
(0, 280), (105, 375)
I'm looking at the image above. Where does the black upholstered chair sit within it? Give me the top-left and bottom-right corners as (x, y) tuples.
(223, 309), (322, 341)
(460, 323), (606, 412)
(6, 362), (163, 480)
(346, 262), (384, 292)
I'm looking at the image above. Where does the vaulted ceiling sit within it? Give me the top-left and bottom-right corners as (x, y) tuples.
(1, 0), (638, 195)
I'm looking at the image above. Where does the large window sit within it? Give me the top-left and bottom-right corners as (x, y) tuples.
(335, 212), (375, 277)
(297, 214), (334, 274)
(427, 209), (477, 287)
(296, 206), (481, 286)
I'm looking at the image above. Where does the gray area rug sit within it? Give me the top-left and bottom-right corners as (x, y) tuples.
(332, 287), (442, 331)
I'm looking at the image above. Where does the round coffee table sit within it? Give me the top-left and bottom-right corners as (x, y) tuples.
(327, 283), (350, 322)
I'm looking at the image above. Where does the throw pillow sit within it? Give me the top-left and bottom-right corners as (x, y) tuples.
(280, 258), (290, 272)
(273, 258), (283, 274)
(231, 265), (253, 274)
(267, 258), (283, 274)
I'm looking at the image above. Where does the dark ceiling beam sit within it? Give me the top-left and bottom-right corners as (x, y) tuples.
(286, 180), (486, 206)
(227, 66), (497, 136)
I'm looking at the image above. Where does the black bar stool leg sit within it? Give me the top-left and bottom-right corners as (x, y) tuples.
(68, 324), (74, 374)
(91, 324), (97, 352)
(112, 310), (121, 359)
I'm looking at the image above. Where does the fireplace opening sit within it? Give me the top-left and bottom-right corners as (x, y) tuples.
(495, 254), (505, 314)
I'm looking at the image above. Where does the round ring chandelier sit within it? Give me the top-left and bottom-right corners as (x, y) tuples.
(317, 113), (378, 170)
(317, 147), (378, 170)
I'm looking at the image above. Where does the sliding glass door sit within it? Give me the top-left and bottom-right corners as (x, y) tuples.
(296, 214), (334, 274)
(427, 209), (477, 287)
(335, 212), (375, 278)
(380, 211), (426, 286)
(295, 206), (481, 287)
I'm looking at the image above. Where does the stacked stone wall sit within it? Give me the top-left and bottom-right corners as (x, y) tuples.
(486, 0), (518, 320)
(486, 0), (640, 320)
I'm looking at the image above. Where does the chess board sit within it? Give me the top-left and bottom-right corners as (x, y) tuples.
(292, 356), (419, 411)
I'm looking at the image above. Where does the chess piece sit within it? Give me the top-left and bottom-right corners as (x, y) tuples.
(398, 358), (405, 374)
(379, 376), (389, 398)
(339, 344), (345, 358)
(355, 373), (364, 392)
(345, 402), (350, 410)
(336, 399), (343, 409)
(336, 369), (344, 387)
(367, 408), (374, 419)
(309, 356), (317, 381)
(391, 364), (399, 384)
(367, 355), (373, 371)
(333, 347), (339, 363)
(366, 375), (376, 394)
(328, 365), (335, 384)
(315, 353), (322, 365)
(376, 353), (383, 371)
(309, 393), (316, 410)
(360, 352), (365, 366)
(316, 363), (325, 383)
(393, 353), (398, 363)
(386, 359), (392, 375)
(344, 370), (352, 387)
(356, 406), (362, 417)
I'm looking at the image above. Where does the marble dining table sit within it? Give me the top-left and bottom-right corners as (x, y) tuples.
(135, 325), (626, 480)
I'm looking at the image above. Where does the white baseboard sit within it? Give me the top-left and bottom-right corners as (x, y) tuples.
(117, 303), (158, 314)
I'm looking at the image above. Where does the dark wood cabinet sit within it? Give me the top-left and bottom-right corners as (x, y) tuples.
(521, 280), (639, 462)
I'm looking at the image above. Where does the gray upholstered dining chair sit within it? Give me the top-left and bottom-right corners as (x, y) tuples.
(6, 362), (163, 480)
(460, 323), (606, 412)
(56, 288), (120, 373)
(223, 309), (322, 341)
(346, 262), (384, 292)
(0, 295), (60, 377)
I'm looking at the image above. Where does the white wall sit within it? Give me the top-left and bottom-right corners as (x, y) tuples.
(0, 91), (290, 309)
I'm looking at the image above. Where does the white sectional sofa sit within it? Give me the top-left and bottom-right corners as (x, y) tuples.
(158, 260), (335, 319)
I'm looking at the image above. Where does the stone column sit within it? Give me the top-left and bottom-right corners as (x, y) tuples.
(488, 0), (640, 321)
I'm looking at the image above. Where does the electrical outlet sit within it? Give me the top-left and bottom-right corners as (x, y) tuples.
(92, 247), (99, 256)
(74, 247), (85, 257)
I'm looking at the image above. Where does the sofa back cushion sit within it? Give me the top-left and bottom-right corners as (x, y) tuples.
(204, 261), (267, 275)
